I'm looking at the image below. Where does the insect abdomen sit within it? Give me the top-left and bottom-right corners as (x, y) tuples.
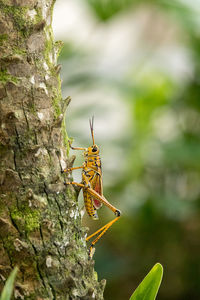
(83, 189), (98, 220)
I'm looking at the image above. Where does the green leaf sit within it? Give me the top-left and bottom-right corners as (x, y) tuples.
(0, 267), (18, 300)
(129, 263), (163, 300)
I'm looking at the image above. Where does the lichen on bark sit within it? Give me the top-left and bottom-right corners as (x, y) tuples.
(0, 0), (105, 299)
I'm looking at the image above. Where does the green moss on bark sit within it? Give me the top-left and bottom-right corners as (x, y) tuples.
(3, 235), (15, 256)
(52, 86), (62, 118)
(10, 205), (40, 234)
(0, 69), (19, 84)
(0, 4), (29, 34)
(13, 46), (27, 56)
(62, 118), (70, 154)
(0, 33), (8, 44)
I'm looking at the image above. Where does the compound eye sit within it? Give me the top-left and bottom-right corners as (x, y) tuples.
(92, 146), (97, 152)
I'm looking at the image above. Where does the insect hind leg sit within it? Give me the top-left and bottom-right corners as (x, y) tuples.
(86, 215), (120, 258)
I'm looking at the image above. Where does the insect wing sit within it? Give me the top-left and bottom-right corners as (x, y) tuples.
(92, 173), (103, 209)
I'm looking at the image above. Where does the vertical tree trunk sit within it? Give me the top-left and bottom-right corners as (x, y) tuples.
(0, 1), (105, 299)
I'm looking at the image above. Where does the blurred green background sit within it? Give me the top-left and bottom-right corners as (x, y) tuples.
(53, 0), (200, 299)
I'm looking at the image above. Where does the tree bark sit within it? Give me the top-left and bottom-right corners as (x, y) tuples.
(0, 1), (105, 299)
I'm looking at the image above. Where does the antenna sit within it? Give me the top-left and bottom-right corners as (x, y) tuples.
(89, 116), (95, 145)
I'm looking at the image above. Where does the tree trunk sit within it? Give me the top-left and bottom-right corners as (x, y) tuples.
(0, 1), (105, 299)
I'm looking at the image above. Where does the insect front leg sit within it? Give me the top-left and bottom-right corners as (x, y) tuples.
(63, 166), (84, 173)
(69, 140), (87, 151)
(64, 182), (85, 189)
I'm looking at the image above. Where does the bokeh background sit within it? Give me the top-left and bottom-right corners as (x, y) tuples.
(53, 1), (200, 299)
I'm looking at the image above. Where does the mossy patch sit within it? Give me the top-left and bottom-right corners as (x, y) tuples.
(34, 7), (43, 24)
(10, 205), (40, 234)
(44, 25), (54, 68)
(3, 235), (15, 255)
(0, 4), (45, 38)
(13, 46), (27, 56)
(52, 86), (62, 118)
(0, 69), (19, 84)
(65, 186), (77, 203)
(0, 34), (8, 45)
(53, 95), (62, 117)
(54, 41), (64, 60)
(62, 116), (70, 156)
(0, 4), (29, 36)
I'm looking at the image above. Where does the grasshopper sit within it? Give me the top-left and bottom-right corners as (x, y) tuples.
(63, 117), (121, 258)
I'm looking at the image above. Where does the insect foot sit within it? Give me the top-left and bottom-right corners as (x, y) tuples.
(88, 245), (96, 259)
(115, 209), (121, 217)
(63, 181), (72, 186)
(62, 168), (71, 173)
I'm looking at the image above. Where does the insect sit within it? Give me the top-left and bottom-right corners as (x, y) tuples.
(63, 117), (121, 258)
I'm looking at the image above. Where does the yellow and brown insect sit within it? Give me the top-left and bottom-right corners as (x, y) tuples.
(63, 117), (121, 257)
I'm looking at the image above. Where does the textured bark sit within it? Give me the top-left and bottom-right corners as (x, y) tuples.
(0, 1), (105, 299)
